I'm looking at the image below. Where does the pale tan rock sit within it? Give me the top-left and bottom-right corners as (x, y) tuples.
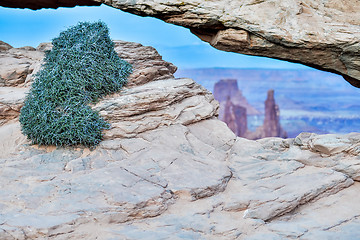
(220, 137), (354, 221)
(0, 40), (176, 89)
(1, 119), (360, 239)
(94, 78), (218, 138)
(0, 46), (44, 87)
(0, 119), (235, 238)
(0, 87), (27, 125)
(308, 133), (358, 155)
(254, 182), (360, 239)
(1, 38), (360, 239)
(0, 121), (28, 158)
(114, 40), (177, 87)
(0, 40), (181, 128)
(284, 132), (360, 181)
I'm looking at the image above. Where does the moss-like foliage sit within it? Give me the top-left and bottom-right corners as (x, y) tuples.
(20, 21), (132, 147)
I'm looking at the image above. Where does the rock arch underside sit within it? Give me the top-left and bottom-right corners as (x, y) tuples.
(1, 1), (360, 239)
(2, 0), (360, 88)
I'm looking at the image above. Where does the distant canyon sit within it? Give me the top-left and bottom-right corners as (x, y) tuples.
(176, 68), (360, 138)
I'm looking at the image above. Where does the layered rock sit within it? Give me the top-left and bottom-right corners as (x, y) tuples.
(94, 78), (218, 138)
(114, 40), (177, 87)
(0, 43), (44, 87)
(3, 0), (359, 87)
(0, 40), (360, 239)
(0, 87), (27, 126)
(0, 40), (177, 126)
(1, 121), (359, 239)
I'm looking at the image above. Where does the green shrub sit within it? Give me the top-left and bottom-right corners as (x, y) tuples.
(20, 21), (132, 147)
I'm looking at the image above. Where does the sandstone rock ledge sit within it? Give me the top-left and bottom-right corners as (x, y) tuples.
(0, 40), (360, 239)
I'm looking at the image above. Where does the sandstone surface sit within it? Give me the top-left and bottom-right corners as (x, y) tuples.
(114, 40), (177, 87)
(0, 40), (176, 126)
(0, 40), (360, 239)
(0, 43), (44, 87)
(2, 0), (360, 87)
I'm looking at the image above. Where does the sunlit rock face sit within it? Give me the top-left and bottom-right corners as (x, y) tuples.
(0, 40), (179, 126)
(1, 39), (360, 239)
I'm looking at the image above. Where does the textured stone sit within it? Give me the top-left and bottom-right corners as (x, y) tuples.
(1, 39), (360, 239)
(258, 182), (360, 240)
(0, 41), (12, 51)
(114, 40), (177, 87)
(0, 45), (44, 87)
(94, 78), (218, 138)
(290, 132), (360, 181)
(0, 118), (234, 238)
(1, 109), (360, 240)
(221, 137), (354, 221)
(0, 40), (183, 128)
(0, 87), (27, 126)
(0, 40), (176, 89)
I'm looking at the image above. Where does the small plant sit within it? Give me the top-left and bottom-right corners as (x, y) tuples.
(20, 21), (132, 147)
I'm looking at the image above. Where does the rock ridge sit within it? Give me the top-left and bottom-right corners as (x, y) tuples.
(0, 40), (360, 239)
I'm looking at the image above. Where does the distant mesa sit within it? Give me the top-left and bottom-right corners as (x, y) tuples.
(214, 79), (287, 140)
(223, 97), (248, 137)
(214, 79), (260, 116)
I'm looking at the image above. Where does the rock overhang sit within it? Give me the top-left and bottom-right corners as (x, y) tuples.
(2, 0), (360, 88)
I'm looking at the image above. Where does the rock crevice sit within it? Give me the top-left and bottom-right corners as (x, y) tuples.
(0, 40), (360, 239)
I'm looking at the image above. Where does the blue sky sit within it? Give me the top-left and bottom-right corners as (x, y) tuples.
(0, 4), (309, 69)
